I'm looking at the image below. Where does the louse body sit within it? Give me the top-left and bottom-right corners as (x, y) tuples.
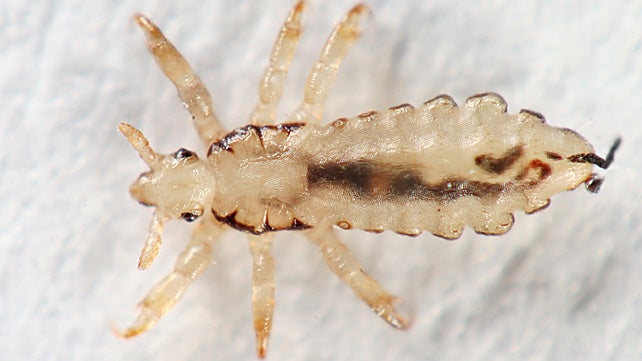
(116, 2), (619, 358)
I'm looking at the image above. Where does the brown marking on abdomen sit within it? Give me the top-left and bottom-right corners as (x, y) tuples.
(529, 159), (552, 180)
(545, 151), (563, 160)
(308, 160), (376, 196)
(474, 145), (524, 174)
(516, 159), (552, 185)
(307, 159), (509, 202)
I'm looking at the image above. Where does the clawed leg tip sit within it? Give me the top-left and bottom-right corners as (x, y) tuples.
(385, 310), (413, 330)
(117, 122), (134, 135)
(293, 0), (305, 13)
(384, 297), (414, 330)
(389, 315), (411, 330)
(137, 259), (152, 270)
(252, 316), (273, 356)
(255, 338), (269, 359)
(110, 322), (141, 339)
(351, 4), (371, 15)
(132, 13), (162, 39)
(137, 244), (159, 271)
(132, 13), (152, 28)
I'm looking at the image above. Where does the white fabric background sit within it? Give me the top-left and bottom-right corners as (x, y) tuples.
(2, 1), (641, 360)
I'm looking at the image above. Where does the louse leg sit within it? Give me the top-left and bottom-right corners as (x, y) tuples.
(306, 226), (409, 329)
(250, 1), (304, 125)
(114, 215), (225, 338)
(248, 234), (276, 358)
(288, 4), (370, 124)
(134, 14), (227, 145)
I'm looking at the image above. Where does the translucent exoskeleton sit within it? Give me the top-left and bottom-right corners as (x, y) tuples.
(115, 2), (620, 358)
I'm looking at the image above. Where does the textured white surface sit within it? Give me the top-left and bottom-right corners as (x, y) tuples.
(2, 1), (641, 360)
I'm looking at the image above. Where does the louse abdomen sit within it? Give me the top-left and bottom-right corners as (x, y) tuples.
(293, 94), (596, 238)
(301, 156), (518, 238)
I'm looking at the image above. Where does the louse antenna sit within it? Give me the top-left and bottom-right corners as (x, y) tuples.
(118, 122), (162, 169)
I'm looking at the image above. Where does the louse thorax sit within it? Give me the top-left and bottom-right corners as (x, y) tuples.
(130, 148), (216, 222)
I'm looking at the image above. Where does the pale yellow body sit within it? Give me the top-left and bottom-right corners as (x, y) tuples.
(115, 2), (612, 358)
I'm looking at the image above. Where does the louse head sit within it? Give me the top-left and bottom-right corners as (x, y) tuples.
(118, 123), (216, 223)
(119, 123), (218, 268)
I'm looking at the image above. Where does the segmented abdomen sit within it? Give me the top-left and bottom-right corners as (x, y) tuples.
(292, 93), (594, 238)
